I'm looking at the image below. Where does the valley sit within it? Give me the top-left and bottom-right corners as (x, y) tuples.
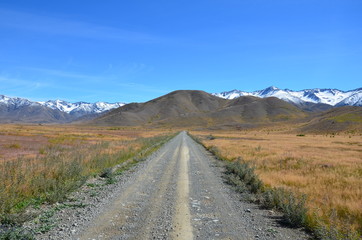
(2, 0), (361, 239)
(0, 90), (361, 239)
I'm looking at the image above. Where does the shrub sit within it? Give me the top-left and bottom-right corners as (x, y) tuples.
(261, 188), (308, 227)
(206, 134), (216, 140)
(100, 168), (113, 179)
(0, 227), (34, 240)
(225, 161), (263, 194)
(224, 161), (307, 228)
(7, 144), (21, 149)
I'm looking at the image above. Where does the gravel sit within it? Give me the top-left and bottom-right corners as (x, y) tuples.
(24, 131), (310, 240)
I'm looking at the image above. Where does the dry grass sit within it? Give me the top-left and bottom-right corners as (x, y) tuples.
(0, 124), (167, 160)
(0, 124), (173, 222)
(192, 130), (362, 236)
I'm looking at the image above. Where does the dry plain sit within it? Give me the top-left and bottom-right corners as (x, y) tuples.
(1, 123), (361, 239)
(0, 124), (173, 224)
(191, 128), (362, 237)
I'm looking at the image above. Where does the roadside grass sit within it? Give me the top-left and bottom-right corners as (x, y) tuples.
(0, 125), (174, 235)
(0, 227), (34, 240)
(190, 131), (362, 240)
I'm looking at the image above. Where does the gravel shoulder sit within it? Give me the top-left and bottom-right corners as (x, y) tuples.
(28, 131), (310, 240)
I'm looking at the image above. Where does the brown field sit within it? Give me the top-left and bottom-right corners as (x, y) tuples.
(1, 122), (361, 236)
(0, 125), (167, 158)
(191, 129), (362, 235)
(0, 124), (172, 219)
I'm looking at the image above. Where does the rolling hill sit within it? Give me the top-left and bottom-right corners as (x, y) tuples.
(299, 106), (362, 133)
(92, 90), (306, 127)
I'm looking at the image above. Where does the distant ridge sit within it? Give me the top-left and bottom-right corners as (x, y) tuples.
(0, 95), (124, 123)
(1, 87), (361, 128)
(92, 90), (306, 127)
(213, 87), (362, 107)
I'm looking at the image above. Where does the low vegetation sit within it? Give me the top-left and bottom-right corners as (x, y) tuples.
(0, 125), (173, 236)
(191, 130), (362, 240)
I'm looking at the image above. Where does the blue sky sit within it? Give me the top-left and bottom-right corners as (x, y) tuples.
(0, 0), (361, 103)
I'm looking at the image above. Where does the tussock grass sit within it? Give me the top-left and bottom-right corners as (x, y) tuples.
(191, 130), (362, 239)
(225, 161), (263, 194)
(0, 125), (174, 228)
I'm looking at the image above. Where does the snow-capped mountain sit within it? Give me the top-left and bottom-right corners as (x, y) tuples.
(213, 87), (362, 107)
(0, 94), (124, 119)
(39, 100), (124, 115)
(0, 95), (39, 108)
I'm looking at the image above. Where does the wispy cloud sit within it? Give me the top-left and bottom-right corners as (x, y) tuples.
(0, 75), (49, 93)
(0, 9), (166, 44)
(21, 67), (101, 81)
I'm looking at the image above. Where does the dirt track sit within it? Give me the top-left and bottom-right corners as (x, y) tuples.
(49, 131), (308, 239)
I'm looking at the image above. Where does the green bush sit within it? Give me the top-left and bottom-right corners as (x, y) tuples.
(0, 227), (34, 240)
(100, 168), (113, 179)
(261, 188), (307, 227)
(225, 161), (263, 194)
(225, 161), (307, 227)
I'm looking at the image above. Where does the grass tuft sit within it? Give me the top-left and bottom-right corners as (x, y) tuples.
(0, 128), (175, 236)
(0, 227), (34, 240)
(225, 161), (263, 194)
(260, 188), (307, 227)
(190, 131), (362, 239)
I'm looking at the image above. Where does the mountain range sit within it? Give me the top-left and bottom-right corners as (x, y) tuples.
(92, 89), (362, 132)
(92, 90), (307, 127)
(0, 95), (124, 123)
(0, 86), (361, 127)
(213, 86), (362, 107)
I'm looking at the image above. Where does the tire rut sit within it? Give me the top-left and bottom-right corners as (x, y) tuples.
(77, 136), (181, 239)
(69, 131), (310, 240)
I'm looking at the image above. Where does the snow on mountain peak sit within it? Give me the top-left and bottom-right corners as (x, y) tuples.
(0, 94), (125, 115)
(213, 87), (362, 106)
(38, 100), (125, 114)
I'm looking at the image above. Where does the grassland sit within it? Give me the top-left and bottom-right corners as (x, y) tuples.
(0, 124), (173, 226)
(191, 129), (362, 238)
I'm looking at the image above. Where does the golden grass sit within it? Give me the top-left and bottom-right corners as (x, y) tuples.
(0, 124), (168, 160)
(191, 130), (362, 234)
(0, 124), (173, 219)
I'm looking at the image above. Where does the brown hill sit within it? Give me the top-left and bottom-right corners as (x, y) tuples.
(92, 90), (306, 127)
(299, 106), (362, 133)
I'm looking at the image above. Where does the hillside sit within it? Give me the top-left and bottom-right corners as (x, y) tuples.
(92, 90), (306, 127)
(299, 106), (362, 133)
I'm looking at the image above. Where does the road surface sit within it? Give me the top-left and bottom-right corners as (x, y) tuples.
(72, 131), (307, 240)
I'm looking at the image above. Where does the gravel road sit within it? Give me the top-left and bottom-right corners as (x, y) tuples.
(38, 131), (309, 240)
